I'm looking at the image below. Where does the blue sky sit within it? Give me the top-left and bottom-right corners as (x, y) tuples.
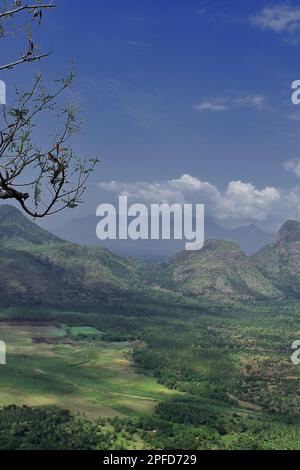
(3, 0), (300, 231)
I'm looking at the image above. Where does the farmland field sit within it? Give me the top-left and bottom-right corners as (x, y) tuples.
(0, 322), (176, 420)
(1, 299), (300, 449)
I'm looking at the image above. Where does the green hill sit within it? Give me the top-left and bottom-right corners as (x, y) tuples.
(0, 205), (142, 305)
(0, 205), (62, 247)
(1, 205), (300, 304)
(156, 240), (281, 303)
(252, 220), (300, 298)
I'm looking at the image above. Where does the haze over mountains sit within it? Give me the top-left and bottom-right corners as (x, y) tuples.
(0, 205), (142, 305)
(50, 214), (275, 261)
(0, 205), (299, 305)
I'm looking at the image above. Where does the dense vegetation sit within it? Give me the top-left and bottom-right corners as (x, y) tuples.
(1, 206), (300, 307)
(0, 406), (114, 450)
(1, 206), (300, 449)
(1, 298), (300, 449)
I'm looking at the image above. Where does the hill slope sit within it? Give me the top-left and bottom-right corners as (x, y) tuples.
(0, 205), (62, 246)
(1, 205), (300, 305)
(0, 205), (142, 305)
(154, 240), (281, 303)
(252, 220), (300, 298)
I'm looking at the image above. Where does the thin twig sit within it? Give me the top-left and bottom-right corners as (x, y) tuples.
(0, 4), (55, 19)
(0, 52), (51, 71)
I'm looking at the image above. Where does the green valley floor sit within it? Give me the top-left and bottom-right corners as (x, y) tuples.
(1, 298), (300, 449)
(0, 322), (176, 420)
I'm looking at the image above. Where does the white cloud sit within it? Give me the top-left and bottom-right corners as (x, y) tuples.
(251, 4), (300, 33)
(234, 95), (266, 110)
(284, 159), (300, 177)
(194, 95), (266, 112)
(287, 112), (300, 121)
(196, 8), (206, 17)
(194, 101), (229, 112)
(124, 40), (148, 49)
(98, 174), (300, 231)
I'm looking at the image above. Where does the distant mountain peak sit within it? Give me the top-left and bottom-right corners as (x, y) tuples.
(277, 220), (300, 245)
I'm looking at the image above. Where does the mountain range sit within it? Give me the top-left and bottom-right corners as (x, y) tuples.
(0, 205), (143, 305)
(48, 214), (275, 261)
(0, 204), (300, 304)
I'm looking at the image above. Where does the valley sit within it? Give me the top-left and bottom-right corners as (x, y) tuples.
(1, 299), (300, 449)
(1, 205), (300, 449)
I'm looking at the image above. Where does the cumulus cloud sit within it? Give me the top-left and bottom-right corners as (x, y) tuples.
(284, 159), (300, 178)
(251, 4), (300, 33)
(194, 95), (266, 112)
(98, 174), (300, 231)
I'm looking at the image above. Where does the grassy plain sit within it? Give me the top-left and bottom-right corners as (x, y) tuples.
(0, 322), (176, 420)
(1, 298), (300, 449)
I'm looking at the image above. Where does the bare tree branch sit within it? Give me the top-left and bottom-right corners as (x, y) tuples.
(0, 52), (50, 71)
(0, 3), (54, 19)
(0, 1), (55, 71)
(0, 2), (99, 218)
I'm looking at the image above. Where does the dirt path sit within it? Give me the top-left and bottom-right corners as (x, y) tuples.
(227, 393), (263, 411)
